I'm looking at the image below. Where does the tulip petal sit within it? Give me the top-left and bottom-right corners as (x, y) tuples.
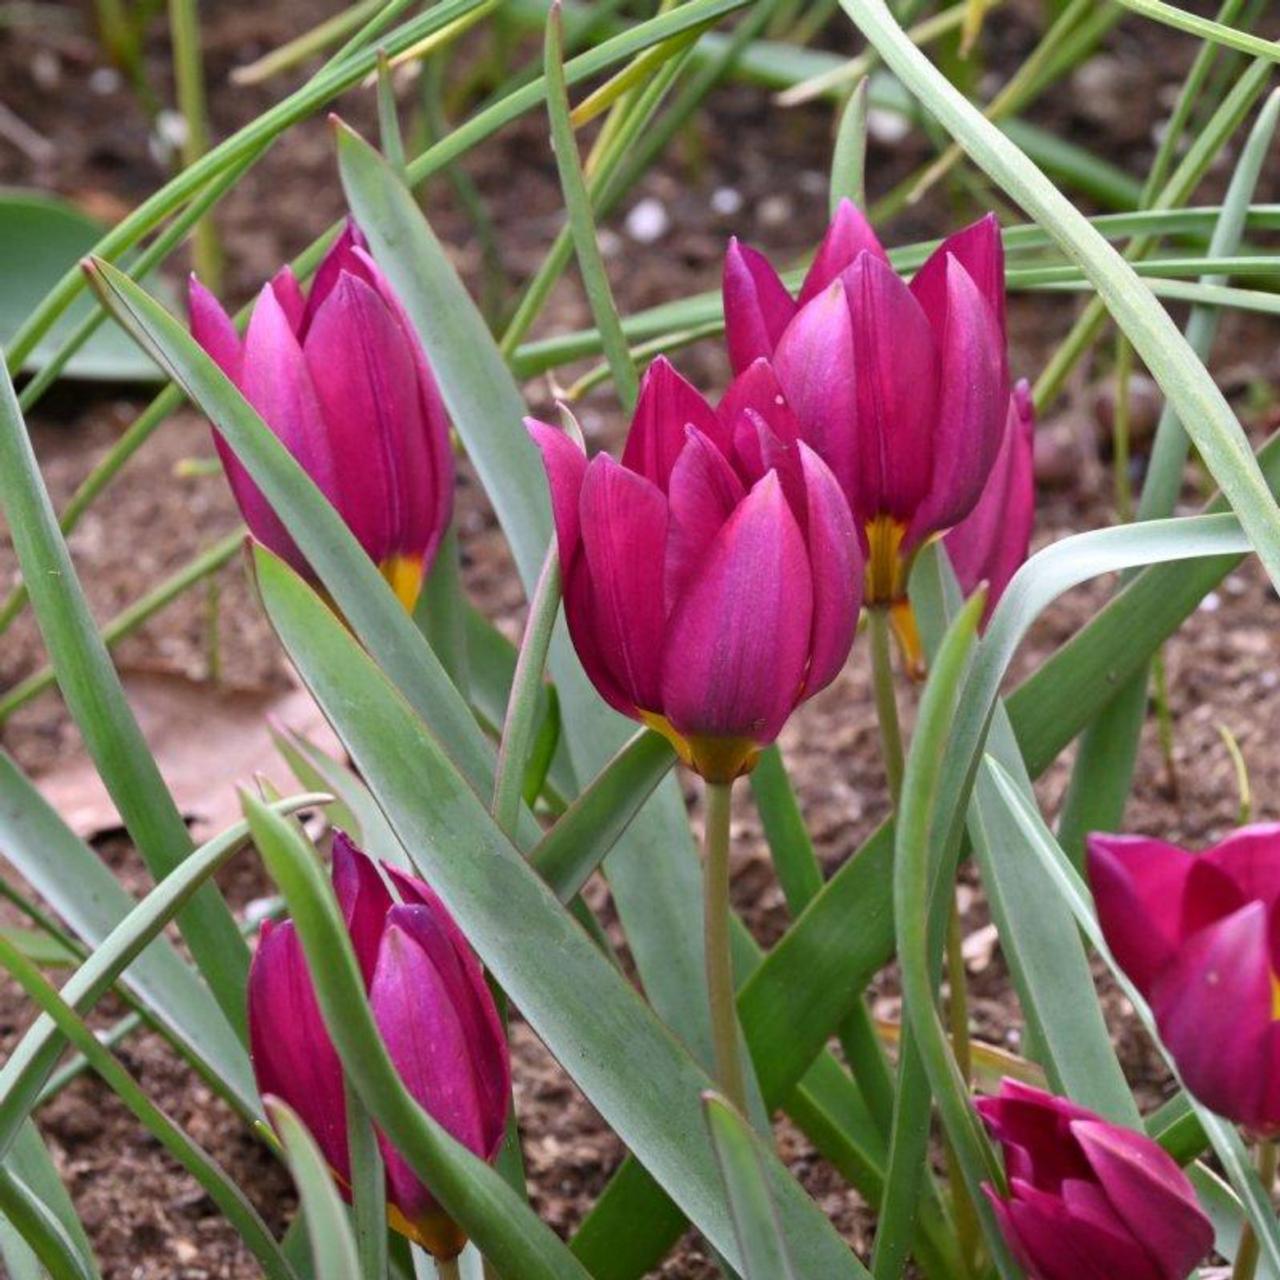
(905, 254), (1005, 546)
(527, 420), (588, 566)
(665, 426), (745, 612)
(661, 471), (812, 745)
(578, 455), (670, 713)
(301, 220), (369, 336)
(620, 357), (724, 490)
(1150, 901), (1272, 1129)
(976, 1082), (1095, 1190)
(1203, 822), (1280, 911)
(330, 832), (393, 987)
(370, 913), (489, 1225)
(772, 280), (858, 505)
(722, 239), (797, 374)
(1086, 834), (1196, 992)
(798, 198), (888, 305)
(845, 253), (939, 523)
(249, 921), (349, 1182)
(1072, 1120), (1214, 1278)
(796, 442), (861, 695)
(188, 276), (242, 381)
(270, 268), (307, 334)
(718, 358), (802, 449)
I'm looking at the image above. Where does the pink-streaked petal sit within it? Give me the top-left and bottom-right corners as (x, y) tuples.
(620, 357), (724, 490)
(983, 1186), (1039, 1277)
(269, 268), (307, 335)
(1086, 835), (1196, 991)
(718, 358), (802, 449)
(944, 381), (1036, 617)
(562, 554), (641, 719)
(665, 426), (745, 613)
(301, 220), (370, 336)
(1072, 1120), (1214, 1278)
(188, 275), (242, 381)
(905, 255), (1005, 546)
(730, 411), (806, 519)
(798, 198), (888, 305)
(330, 832), (393, 988)
(772, 280), (858, 507)
(722, 239), (797, 374)
(796, 441), (861, 695)
(579, 455), (670, 713)
(1179, 856), (1248, 937)
(527, 419), (588, 567)
(845, 253), (939, 523)
(304, 272), (428, 563)
(911, 212), (1007, 373)
(1203, 823), (1280, 911)
(371, 915), (488, 1225)
(976, 1081), (1095, 1191)
(249, 921), (349, 1182)
(661, 472), (812, 745)
(1150, 902), (1272, 1130)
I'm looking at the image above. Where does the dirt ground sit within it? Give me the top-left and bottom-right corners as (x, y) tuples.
(1, 0), (1279, 1275)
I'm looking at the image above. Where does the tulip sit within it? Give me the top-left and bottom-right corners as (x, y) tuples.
(248, 833), (509, 1259)
(1088, 824), (1280, 1135)
(943, 379), (1036, 621)
(723, 202), (1008, 671)
(977, 1079), (1213, 1280)
(528, 355), (862, 783)
(189, 220), (454, 610)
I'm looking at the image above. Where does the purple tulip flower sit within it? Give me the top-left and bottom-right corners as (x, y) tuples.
(248, 833), (510, 1259)
(528, 356), (862, 782)
(944, 379), (1036, 622)
(189, 220), (454, 610)
(977, 1080), (1213, 1280)
(723, 201), (1008, 672)
(1089, 824), (1280, 1135)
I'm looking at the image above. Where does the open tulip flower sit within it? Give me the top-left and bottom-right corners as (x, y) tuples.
(248, 833), (510, 1260)
(944, 379), (1036, 622)
(977, 1080), (1213, 1280)
(189, 220), (455, 610)
(528, 355), (862, 784)
(1089, 824), (1280, 1135)
(723, 201), (1009, 671)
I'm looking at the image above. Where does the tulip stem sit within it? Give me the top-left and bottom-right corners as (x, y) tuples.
(868, 608), (905, 805)
(703, 780), (748, 1113)
(1233, 1140), (1277, 1280)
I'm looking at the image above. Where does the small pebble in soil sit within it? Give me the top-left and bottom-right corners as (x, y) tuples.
(624, 197), (670, 243)
(866, 107), (911, 145)
(1200, 593), (1222, 613)
(711, 186), (743, 216)
(88, 67), (122, 95)
(758, 194), (793, 227)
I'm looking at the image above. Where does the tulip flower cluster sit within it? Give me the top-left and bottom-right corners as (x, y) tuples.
(248, 834), (509, 1260)
(1090, 823), (1280, 1136)
(977, 1080), (1213, 1280)
(190, 221), (455, 610)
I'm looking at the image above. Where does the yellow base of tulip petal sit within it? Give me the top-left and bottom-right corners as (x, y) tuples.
(1271, 971), (1280, 1022)
(380, 553), (425, 613)
(864, 515), (911, 609)
(388, 1202), (468, 1262)
(889, 599), (927, 682)
(640, 712), (759, 785)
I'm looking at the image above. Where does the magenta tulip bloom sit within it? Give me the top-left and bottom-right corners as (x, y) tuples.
(1089, 824), (1280, 1135)
(189, 220), (454, 610)
(248, 833), (509, 1259)
(977, 1080), (1213, 1280)
(724, 202), (1008, 671)
(529, 356), (862, 782)
(943, 379), (1036, 621)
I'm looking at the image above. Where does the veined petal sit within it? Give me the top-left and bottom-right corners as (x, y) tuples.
(301, 219), (370, 336)
(718, 358), (801, 449)
(249, 921), (349, 1182)
(330, 832), (393, 988)
(1203, 822), (1280, 911)
(665, 426), (745, 613)
(845, 253), (939, 523)
(905, 255), (1005, 546)
(722, 238), (797, 374)
(730, 411), (805, 519)
(188, 275), (242, 382)
(662, 471), (812, 746)
(579, 455), (670, 713)
(976, 1081), (1095, 1190)
(269, 268), (307, 335)
(772, 280), (858, 506)
(798, 198), (888, 305)
(1086, 834), (1195, 991)
(796, 441), (861, 695)
(527, 420), (588, 566)
(620, 357), (724, 490)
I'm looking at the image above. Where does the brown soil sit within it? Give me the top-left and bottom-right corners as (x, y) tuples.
(1, 0), (1279, 1276)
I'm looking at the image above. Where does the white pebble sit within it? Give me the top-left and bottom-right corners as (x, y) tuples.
(625, 197), (670, 243)
(866, 107), (911, 145)
(596, 228), (622, 258)
(89, 66), (122, 94)
(1199, 592), (1221, 613)
(711, 186), (743, 216)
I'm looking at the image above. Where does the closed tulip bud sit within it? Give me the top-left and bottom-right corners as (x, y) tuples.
(977, 1080), (1213, 1280)
(944, 380), (1036, 622)
(248, 834), (509, 1259)
(529, 356), (862, 783)
(189, 220), (454, 611)
(723, 205), (1008, 673)
(1088, 824), (1280, 1136)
